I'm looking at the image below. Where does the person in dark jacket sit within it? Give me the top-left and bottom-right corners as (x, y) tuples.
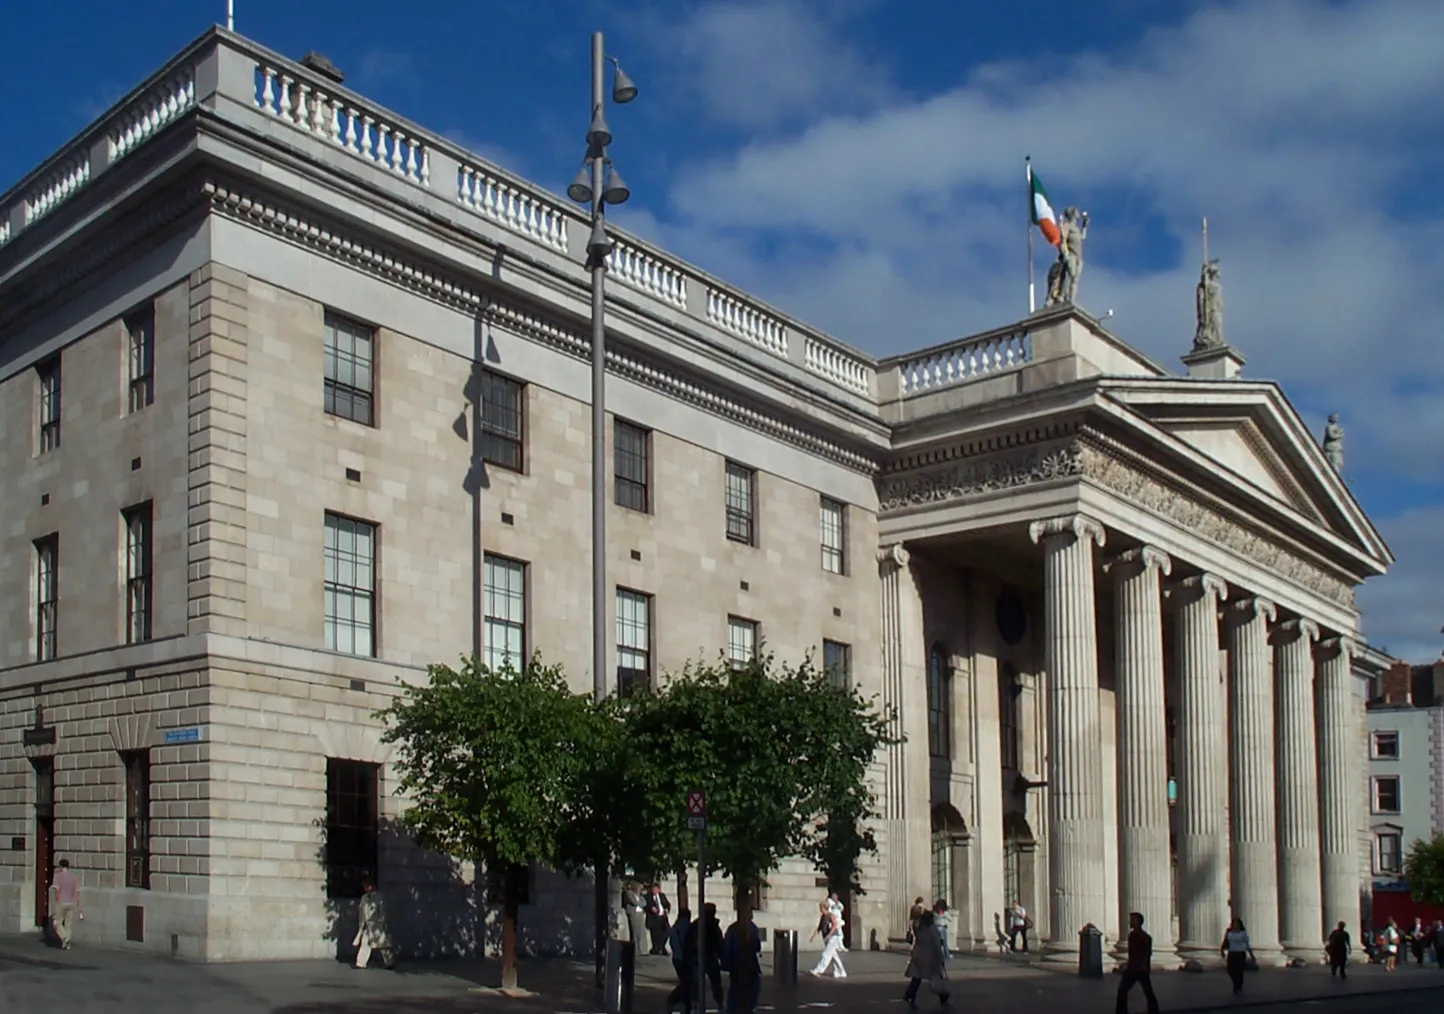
(1116, 912), (1160, 1014)
(1326, 921), (1352, 978)
(681, 903), (724, 1010)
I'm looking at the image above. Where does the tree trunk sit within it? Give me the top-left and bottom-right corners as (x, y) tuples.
(594, 858), (610, 989)
(502, 867), (521, 991)
(676, 866), (691, 912)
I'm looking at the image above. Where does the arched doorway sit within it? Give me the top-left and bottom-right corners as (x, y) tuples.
(1002, 811), (1036, 935)
(931, 804), (970, 945)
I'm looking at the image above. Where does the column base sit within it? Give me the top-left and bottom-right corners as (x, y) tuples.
(1177, 945), (1226, 970)
(1250, 946), (1290, 969)
(1282, 943), (1325, 967)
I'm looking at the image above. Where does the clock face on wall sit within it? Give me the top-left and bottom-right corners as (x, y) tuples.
(996, 588), (1027, 647)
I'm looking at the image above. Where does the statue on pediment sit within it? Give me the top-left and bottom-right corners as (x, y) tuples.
(1322, 414), (1344, 472)
(1045, 206), (1089, 307)
(1193, 258), (1224, 351)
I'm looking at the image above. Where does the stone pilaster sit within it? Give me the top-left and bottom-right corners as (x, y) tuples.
(878, 544), (931, 939)
(1029, 514), (1107, 954)
(1273, 618), (1323, 956)
(1315, 636), (1360, 936)
(1225, 596), (1284, 964)
(1110, 547), (1175, 959)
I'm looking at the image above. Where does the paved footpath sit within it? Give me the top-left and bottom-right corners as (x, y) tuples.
(2, 932), (1442, 1014)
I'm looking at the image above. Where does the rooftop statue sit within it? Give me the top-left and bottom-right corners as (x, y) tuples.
(1322, 414), (1344, 473)
(1193, 259), (1225, 351)
(1044, 206), (1089, 307)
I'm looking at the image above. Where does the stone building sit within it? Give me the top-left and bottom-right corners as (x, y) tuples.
(0, 29), (1393, 962)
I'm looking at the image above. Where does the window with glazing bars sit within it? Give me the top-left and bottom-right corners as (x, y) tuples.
(727, 616), (758, 669)
(725, 462), (756, 544)
(481, 372), (524, 471)
(820, 497), (845, 573)
(483, 554), (526, 671)
(1377, 832), (1402, 874)
(927, 644), (952, 759)
(614, 420), (650, 512)
(616, 589), (652, 697)
(35, 536), (58, 662)
(325, 758), (379, 899)
(123, 750), (151, 889)
(823, 640), (851, 688)
(324, 513), (377, 657)
(124, 503), (153, 644)
(126, 306), (155, 412)
(999, 663), (1021, 769)
(37, 357), (61, 453)
(323, 312), (375, 426)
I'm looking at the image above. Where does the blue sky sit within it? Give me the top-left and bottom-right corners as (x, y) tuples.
(5, 0), (1443, 661)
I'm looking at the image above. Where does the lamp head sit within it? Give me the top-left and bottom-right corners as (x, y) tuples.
(567, 165), (593, 204)
(612, 64), (638, 104)
(586, 110), (612, 150)
(603, 164), (630, 206)
(587, 218), (612, 261)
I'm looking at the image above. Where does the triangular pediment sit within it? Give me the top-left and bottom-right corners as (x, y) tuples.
(1160, 417), (1312, 515)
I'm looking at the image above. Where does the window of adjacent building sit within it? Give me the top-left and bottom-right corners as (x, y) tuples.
(324, 513), (377, 657)
(823, 639), (851, 688)
(927, 643), (952, 759)
(727, 616), (759, 669)
(1376, 832), (1403, 875)
(483, 554), (527, 672)
(1372, 775), (1401, 814)
(122, 750), (151, 890)
(323, 311), (376, 426)
(820, 498), (846, 574)
(325, 758), (380, 899)
(614, 420), (650, 513)
(480, 372), (524, 472)
(1371, 730), (1400, 760)
(35, 535), (58, 662)
(725, 462), (756, 545)
(616, 588), (652, 698)
(37, 357), (61, 453)
(126, 305), (155, 413)
(123, 503), (153, 645)
(999, 663), (1022, 770)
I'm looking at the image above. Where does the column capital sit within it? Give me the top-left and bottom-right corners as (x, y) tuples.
(1273, 617), (1320, 645)
(1107, 545), (1172, 581)
(1166, 572), (1229, 607)
(1029, 513), (1106, 549)
(1318, 635), (1358, 660)
(877, 543), (911, 568)
(1227, 596), (1277, 624)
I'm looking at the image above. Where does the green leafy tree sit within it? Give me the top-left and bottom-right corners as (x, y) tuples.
(376, 655), (593, 990)
(1404, 833), (1444, 906)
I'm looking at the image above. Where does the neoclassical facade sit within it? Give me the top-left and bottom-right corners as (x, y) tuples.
(0, 29), (1391, 962)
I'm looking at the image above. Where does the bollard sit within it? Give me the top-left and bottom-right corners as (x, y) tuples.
(604, 938), (636, 1013)
(772, 929), (798, 984)
(1077, 923), (1103, 979)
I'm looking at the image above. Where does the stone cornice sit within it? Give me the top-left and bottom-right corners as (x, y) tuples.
(199, 177), (881, 475)
(882, 419), (1080, 475)
(878, 437), (1083, 512)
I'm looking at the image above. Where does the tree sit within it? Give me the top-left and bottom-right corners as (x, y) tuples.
(1404, 833), (1444, 906)
(376, 655), (594, 990)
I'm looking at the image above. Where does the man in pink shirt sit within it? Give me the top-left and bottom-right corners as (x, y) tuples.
(51, 858), (82, 949)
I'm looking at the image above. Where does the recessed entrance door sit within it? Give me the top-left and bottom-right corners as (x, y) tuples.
(33, 758), (54, 928)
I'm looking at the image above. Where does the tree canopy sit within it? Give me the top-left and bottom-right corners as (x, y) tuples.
(1404, 833), (1444, 906)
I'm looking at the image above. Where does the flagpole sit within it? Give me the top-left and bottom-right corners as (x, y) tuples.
(1026, 156), (1035, 315)
(226, 0), (234, 30)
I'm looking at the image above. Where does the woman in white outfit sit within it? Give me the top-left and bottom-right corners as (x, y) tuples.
(809, 900), (847, 977)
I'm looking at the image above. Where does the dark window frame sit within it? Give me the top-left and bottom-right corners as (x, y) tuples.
(35, 536), (58, 662)
(37, 357), (61, 453)
(927, 643), (953, 760)
(325, 758), (380, 899)
(483, 553), (527, 672)
(323, 513), (378, 658)
(1372, 775), (1401, 814)
(124, 503), (154, 644)
(123, 750), (151, 890)
(614, 419), (651, 513)
(616, 587), (652, 698)
(126, 305), (156, 413)
(480, 372), (525, 472)
(725, 461), (756, 545)
(999, 663), (1022, 770)
(820, 497), (846, 574)
(1377, 832), (1402, 874)
(323, 311), (377, 427)
(822, 639), (852, 688)
(1371, 730), (1399, 760)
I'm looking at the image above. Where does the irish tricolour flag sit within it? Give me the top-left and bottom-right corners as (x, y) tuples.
(1030, 169), (1061, 247)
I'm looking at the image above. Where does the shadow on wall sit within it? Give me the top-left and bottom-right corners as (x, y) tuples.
(314, 818), (595, 964)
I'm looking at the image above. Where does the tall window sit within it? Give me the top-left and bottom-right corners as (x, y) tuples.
(725, 462), (756, 545)
(126, 305), (155, 412)
(480, 372), (524, 472)
(123, 750), (151, 889)
(999, 663), (1021, 770)
(123, 503), (153, 644)
(727, 616), (759, 669)
(1376, 832), (1403, 875)
(326, 759), (379, 899)
(820, 498), (846, 574)
(616, 589), (652, 697)
(823, 640), (852, 688)
(35, 536), (58, 662)
(323, 312), (375, 425)
(614, 420), (650, 513)
(931, 831), (952, 910)
(927, 643), (952, 759)
(483, 554), (527, 671)
(1372, 775), (1401, 814)
(323, 513), (377, 657)
(37, 357), (61, 453)
(1370, 731), (1399, 759)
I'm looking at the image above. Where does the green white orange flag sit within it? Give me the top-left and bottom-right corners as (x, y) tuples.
(1030, 168), (1061, 247)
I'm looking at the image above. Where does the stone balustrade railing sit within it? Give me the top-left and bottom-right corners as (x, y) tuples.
(23, 153), (91, 230)
(111, 71), (196, 163)
(707, 287), (788, 357)
(806, 336), (871, 394)
(606, 234), (688, 309)
(895, 329), (1032, 395)
(457, 162), (569, 253)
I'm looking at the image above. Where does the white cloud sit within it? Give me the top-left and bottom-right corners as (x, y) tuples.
(1358, 505), (1444, 663)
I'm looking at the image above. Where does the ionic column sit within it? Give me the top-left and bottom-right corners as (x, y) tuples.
(1170, 573), (1230, 959)
(1274, 618), (1323, 956)
(1111, 547), (1175, 959)
(1225, 596), (1284, 963)
(1316, 636), (1360, 936)
(1029, 514), (1107, 954)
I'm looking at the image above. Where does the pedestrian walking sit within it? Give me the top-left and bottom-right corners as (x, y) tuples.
(1409, 918), (1426, 965)
(903, 910), (950, 1009)
(646, 882), (673, 955)
(722, 912), (762, 1014)
(667, 907), (693, 1008)
(809, 899), (847, 977)
(352, 876), (395, 969)
(908, 897), (927, 944)
(1116, 912), (1160, 1014)
(1220, 917), (1255, 995)
(1326, 921), (1351, 979)
(1432, 920), (1443, 968)
(49, 858), (82, 950)
(683, 903), (725, 1011)
(933, 900), (952, 961)
(1008, 900), (1031, 952)
(623, 881), (648, 951)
